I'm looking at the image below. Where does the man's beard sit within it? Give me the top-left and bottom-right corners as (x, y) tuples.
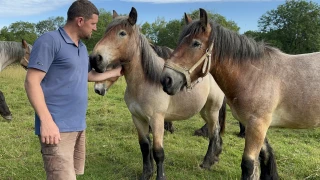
(83, 34), (91, 40)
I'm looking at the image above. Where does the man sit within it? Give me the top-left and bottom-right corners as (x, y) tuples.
(24, 0), (122, 179)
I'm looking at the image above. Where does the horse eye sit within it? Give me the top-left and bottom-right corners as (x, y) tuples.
(119, 31), (127, 37)
(192, 41), (201, 48)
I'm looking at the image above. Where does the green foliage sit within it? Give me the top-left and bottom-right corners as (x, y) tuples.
(83, 8), (113, 52)
(141, 9), (240, 49)
(0, 21), (37, 44)
(157, 20), (182, 48)
(141, 17), (167, 44)
(36, 16), (65, 36)
(258, 0), (320, 54)
(188, 9), (240, 33)
(244, 30), (284, 49)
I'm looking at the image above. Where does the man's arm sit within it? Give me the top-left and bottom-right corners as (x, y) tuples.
(25, 68), (61, 144)
(88, 66), (123, 82)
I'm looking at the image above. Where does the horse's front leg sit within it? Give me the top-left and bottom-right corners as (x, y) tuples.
(132, 116), (154, 180)
(241, 116), (277, 180)
(200, 109), (222, 169)
(150, 115), (166, 180)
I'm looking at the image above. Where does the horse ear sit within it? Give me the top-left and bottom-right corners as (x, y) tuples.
(128, 7), (137, 25)
(199, 8), (208, 30)
(21, 39), (28, 49)
(184, 13), (192, 25)
(113, 10), (119, 19)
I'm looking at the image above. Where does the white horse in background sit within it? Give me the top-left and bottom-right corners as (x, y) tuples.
(0, 39), (32, 71)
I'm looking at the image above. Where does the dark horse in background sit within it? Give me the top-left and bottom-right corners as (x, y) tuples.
(0, 91), (11, 120)
(89, 7), (227, 180)
(161, 8), (320, 179)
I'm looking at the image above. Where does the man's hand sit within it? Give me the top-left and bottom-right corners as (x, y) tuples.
(40, 120), (61, 145)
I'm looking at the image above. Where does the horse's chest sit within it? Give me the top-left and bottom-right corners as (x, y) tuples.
(124, 89), (168, 119)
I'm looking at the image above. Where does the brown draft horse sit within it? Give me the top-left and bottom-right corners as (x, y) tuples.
(93, 43), (232, 136)
(94, 44), (178, 134)
(89, 7), (227, 180)
(161, 8), (320, 179)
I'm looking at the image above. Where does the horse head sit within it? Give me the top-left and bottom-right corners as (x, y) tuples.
(20, 39), (32, 70)
(160, 8), (213, 95)
(89, 7), (138, 73)
(94, 78), (119, 96)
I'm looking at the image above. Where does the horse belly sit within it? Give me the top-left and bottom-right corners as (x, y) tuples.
(271, 107), (320, 128)
(165, 81), (210, 121)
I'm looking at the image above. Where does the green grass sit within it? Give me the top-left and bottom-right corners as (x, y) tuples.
(1, 64), (320, 179)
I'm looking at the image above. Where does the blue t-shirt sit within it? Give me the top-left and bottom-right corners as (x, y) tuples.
(28, 27), (89, 135)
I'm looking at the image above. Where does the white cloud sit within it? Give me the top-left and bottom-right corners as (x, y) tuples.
(0, 0), (74, 17)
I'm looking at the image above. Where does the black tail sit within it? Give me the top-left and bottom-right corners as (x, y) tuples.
(218, 97), (227, 135)
(259, 138), (279, 180)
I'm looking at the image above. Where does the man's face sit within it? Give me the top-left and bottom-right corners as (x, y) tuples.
(80, 14), (98, 39)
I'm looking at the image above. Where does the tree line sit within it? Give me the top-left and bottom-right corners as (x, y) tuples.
(1, 0), (320, 54)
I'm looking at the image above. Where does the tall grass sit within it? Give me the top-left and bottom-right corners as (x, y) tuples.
(0, 64), (320, 179)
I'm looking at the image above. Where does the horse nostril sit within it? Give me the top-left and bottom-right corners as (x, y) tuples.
(97, 55), (103, 62)
(94, 89), (105, 96)
(165, 77), (172, 88)
(95, 89), (101, 94)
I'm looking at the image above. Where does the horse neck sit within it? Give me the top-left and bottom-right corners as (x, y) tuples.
(122, 45), (165, 89)
(210, 58), (267, 100)
(0, 56), (16, 72)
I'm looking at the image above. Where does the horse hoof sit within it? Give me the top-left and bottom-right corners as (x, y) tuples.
(156, 176), (166, 180)
(140, 175), (152, 180)
(2, 115), (12, 121)
(200, 157), (219, 169)
(200, 163), (211, 170)
(140, 171), (153, 180)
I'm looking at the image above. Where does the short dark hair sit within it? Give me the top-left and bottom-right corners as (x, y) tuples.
(67, 0), (99, 22)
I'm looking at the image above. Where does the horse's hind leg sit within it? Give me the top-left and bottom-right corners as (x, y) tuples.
(132, 116), (154, 180)
(259, 138), (279, 180)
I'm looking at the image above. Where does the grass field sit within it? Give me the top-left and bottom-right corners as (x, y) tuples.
(0, 64), (320, 180)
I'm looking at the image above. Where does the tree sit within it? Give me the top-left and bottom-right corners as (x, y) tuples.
(244, 30), (283, 49)
(157, 20), (182, 49)
(83, 8), (113, 52)
(258, 0), (320, 54)
(0, 21), (37, 44)
(142, 9), (240, 49)
(36, 16), (65, 36)
(0, 27), (14, 41)
(187, 9), (240, 32)
(141, 17), (167, 44)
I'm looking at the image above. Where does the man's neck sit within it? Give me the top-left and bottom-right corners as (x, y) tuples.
(63, 23), (80, 46)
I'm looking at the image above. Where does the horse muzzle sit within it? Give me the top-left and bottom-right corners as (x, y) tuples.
(89, 54), (106, 73)
(160, 68), (186, 95)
